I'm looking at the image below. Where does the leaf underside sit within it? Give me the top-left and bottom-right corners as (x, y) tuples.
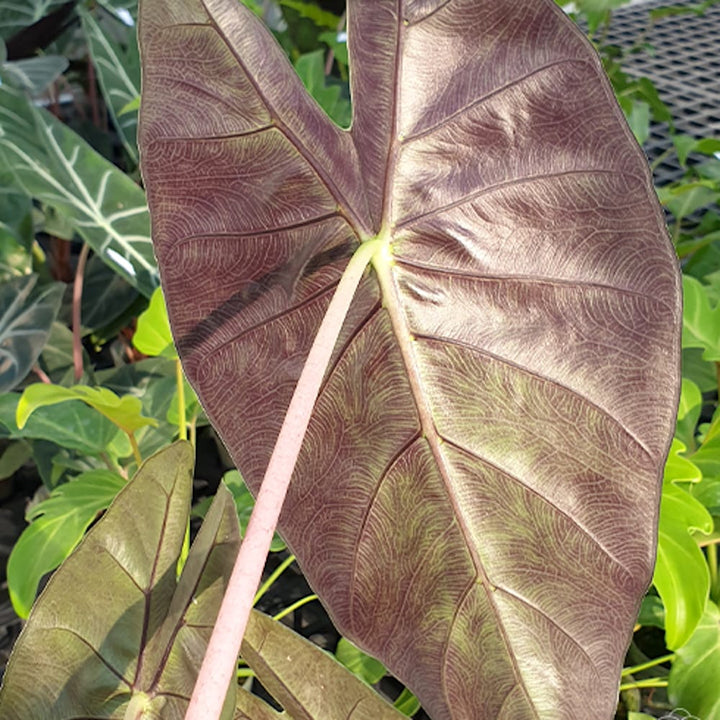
(138, 1), (682, 718)
(0, 442), (240, 720)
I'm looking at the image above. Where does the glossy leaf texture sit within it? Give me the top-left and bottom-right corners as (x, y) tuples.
(138, 1), (682, 718)
(0, 82), (157, 296)
(652, 439), (712, 649)
(0, 275), (64, 393)
(668, 600), (720, 719)
(0, 442), (240, 719)
(78, 5), (140, 163)
(7, 468), (126, 618)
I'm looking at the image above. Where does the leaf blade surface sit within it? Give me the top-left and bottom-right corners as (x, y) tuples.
(138, 2), (682, 717)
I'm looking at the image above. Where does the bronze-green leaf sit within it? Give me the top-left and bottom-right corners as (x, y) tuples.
(242, 609), (405, 719)
(0, 442), (240, 719)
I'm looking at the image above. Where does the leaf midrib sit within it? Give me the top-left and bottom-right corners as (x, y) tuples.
(370, 252), (542, 719)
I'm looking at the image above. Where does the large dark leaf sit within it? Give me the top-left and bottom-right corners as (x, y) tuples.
(138, 1), (682, 718)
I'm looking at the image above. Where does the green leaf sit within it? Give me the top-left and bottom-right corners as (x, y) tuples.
(654, 439), (713, 649)
(682, 274), (720, 361)
(674, 134), (700, 167)
(193, 470), (286, 552)
(318, 30), (348, 66)
(676, 377), (702, 450)
(78, 5), (140, 162)
(0, 392), (120, 455)
(16, 383), (158, 435)
(623, 99), (650, 146)
(335, 637), (387, 685)
(37, 322), (90, 386)
(0, 170), (33, 263)
(0, 275), (64, 393)
(293, 49), (351, 128)
(1, 54), (68, 93)
(0, 442), (245, 719)
(637, 594), (665, 629)
(668, 600), (720, 719)
(80, 254), (139, 334)
(133, 286), (177, 357)
(393, 688), (421, 717)
(659, 183), (720, 222)
(278, 0), (340, 28)
(0, 439), (32, 480)
(242, 610), (406, 719)
(627, 713), (656, 720)
(0, 0), (69, 40)
(0, 83), (157, 296)
(682, 348), (717, 393)
(6, 469), (125, 618)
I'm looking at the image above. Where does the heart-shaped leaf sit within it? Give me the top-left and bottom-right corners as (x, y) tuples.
(0, 441), (240, 719)
(138, 1), (681, 717)
(653, 440), (712, 649)
(0, 392), (119, 455)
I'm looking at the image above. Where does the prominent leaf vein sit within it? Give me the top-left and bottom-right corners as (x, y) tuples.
(401, 58), (590, 144)
(395, 169), (646, 230)
(198, 5), (368, 236)
(395, 257), (674, 314)
(441, 437), (635, 580)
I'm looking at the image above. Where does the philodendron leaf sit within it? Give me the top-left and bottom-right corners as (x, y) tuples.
(0, 274), (64, 393)
(668, 600), (720, 720)
(7, 468), (126, 618)
(0, 392), (120, 455)
(133, 286), (177, 358)
(78, 5), (140, 162)
(241, 609), (405, 719)
(0, 82), (158, 296)
(653, 439), (712, 649)
(0, 442), (242, 719)
(17, 382), (159, 435)
(138, 1), (681, 717)
(682, 274), (720, 361)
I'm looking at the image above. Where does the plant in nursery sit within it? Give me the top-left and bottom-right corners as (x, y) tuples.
(138, 1), (681, 719)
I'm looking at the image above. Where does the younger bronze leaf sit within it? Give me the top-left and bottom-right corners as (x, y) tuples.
(138, 1), (682, 718)
(241, 609), (405, 720)
(0, 442), (239, 720)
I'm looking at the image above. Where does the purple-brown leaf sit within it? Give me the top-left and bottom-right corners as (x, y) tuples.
(138, 1), (681, 718)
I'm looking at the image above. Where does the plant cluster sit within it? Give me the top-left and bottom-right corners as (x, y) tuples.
(0, 0), (718, 718)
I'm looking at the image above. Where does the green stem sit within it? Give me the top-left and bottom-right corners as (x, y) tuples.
(254, 555), (296, 605)
(273, 594), (318, 622)
(650, 147), (674, 171)
(619, 678), (669, 692)
(175, 358), (187, 441)
(189, 418), (197, 448)
(128, 432), (142, 467)
(236, 668), (255, 679)
(709, 543), (719, 603)
(622, 653), (675, 677)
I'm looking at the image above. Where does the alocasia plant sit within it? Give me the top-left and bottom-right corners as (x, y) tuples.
(138, 0), (682, 718)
